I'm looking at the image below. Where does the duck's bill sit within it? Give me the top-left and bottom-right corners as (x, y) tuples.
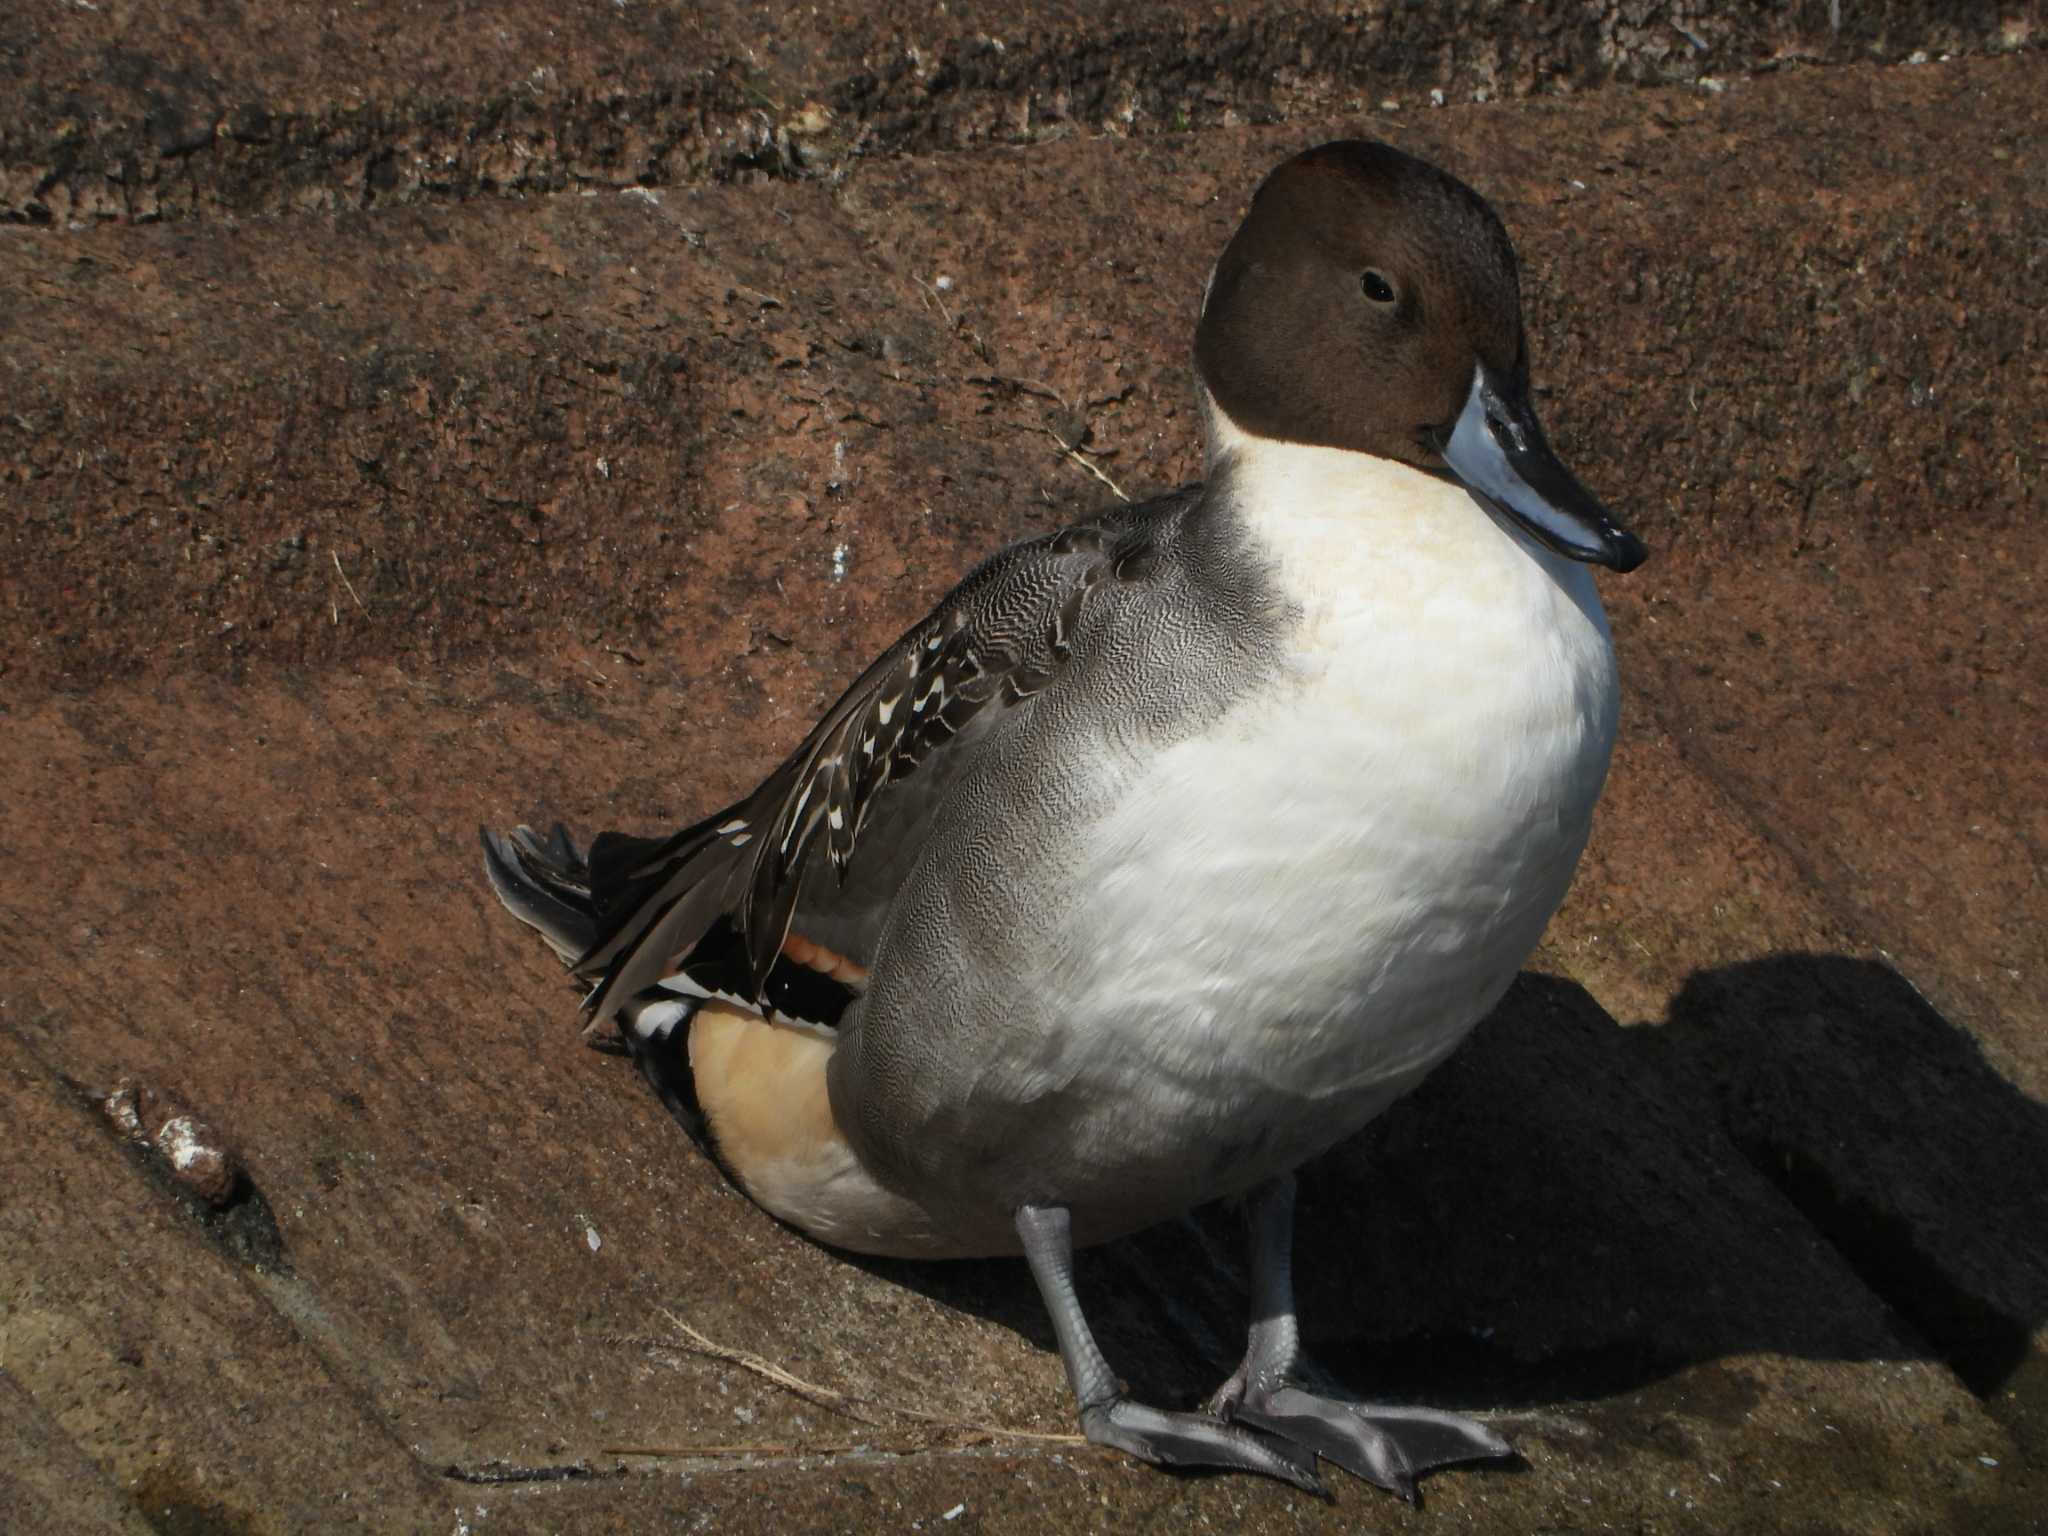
(1437, 363), (1648, 572)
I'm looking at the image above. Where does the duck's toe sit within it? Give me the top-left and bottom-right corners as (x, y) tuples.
(1080, 1398), (1326, 1494)
(1227, 1385), (1512, 1501)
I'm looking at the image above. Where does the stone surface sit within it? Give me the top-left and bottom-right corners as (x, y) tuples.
(4, 1), (2038, 223)
(0, 1371), (158, 1536)
(1, 17), (2043, 1535)
(0, 1031), (450, 1530)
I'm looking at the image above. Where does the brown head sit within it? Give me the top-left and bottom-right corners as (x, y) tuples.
(1196, 141), (1645, 571)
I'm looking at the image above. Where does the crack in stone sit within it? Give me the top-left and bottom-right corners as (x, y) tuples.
(441, 1460), (614, 1486)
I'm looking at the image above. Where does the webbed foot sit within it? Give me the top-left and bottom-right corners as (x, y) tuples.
(1225, 1381), (1511, 1501)
(1080, 1397), (1325, 1493)
(1214, 1173), (1516, 1499)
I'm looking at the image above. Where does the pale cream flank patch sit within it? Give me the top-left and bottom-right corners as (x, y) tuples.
(687, 1002), (940, 1255)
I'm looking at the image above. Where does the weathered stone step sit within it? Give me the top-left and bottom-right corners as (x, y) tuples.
(5, 53), (2039, 700)
(0, 1029), (452, 1531)
(0, 661), (2027, 1532)
(5, 35), (2043, 1536)
(3, 0), (2037, 222)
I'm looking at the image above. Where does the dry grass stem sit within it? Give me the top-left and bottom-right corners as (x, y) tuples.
(331, 551), (368, 612)
(611, 1312), (1088, 1456)
(660, 1311), (888, 1425)
(1045, 427), (1130, 502)
(913, 274), (954, 330)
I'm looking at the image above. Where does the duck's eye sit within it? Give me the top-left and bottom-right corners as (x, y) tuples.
(1361, 269), (1396, 305)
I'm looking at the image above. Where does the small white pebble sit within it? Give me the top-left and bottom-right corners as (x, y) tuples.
(1379, 98), (1400, 112)
(1979, 1455), (2000, 1467)
(102, 1087), (144, 1141)
(1908, 49), (1930, 64)
(943, 1505), (966, 1521)
(934, 274), (955, 292)
(585, 1224), (602, 1253)
(1429, 88), (1445, 107)
(162, 1121), (205, 1169)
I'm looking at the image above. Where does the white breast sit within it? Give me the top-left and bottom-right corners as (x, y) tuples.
(1038, 419), (1620, 1183)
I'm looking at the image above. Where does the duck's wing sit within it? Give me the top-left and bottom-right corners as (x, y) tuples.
(491, 489), (1193, 1037)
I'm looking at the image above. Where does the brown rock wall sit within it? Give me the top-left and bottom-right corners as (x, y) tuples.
(4, 1), (2039, 222)
(1, 18), (2042, 1534)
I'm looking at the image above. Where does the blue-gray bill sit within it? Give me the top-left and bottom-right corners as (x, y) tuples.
(1437, 363), (1648, 572)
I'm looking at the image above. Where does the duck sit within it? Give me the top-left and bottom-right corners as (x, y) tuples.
(483, 138), (1646, 1499)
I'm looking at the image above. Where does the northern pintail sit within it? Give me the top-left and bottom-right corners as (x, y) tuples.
(486, 138), (1646, 1497)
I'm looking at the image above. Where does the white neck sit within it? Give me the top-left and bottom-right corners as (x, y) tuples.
(1199, 387), (1605, 634)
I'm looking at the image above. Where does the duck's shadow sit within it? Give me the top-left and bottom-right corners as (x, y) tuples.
(848, 954), (2048, 1430)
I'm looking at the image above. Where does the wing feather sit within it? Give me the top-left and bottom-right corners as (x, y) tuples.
(558, 497), (1180, 1033)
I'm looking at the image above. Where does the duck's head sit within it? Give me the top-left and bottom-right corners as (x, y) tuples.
(1195, 140), (1646, 573)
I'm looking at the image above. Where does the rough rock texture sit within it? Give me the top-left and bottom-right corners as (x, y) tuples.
(3, 1), (2040, 223)
(1, 8), (2043, 1533)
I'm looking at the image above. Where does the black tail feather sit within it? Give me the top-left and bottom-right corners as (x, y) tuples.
(578, 856), (743, 1033)
(484, 800), (763, 1031)
(480, 823), (601, 963)
(485, 776), (825, 1041)
(587, 825), (692, 909)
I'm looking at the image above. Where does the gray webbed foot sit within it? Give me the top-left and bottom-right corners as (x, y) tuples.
(1225, 1381), (1512, 1501)
(1216, 1173), (1516, 1499)
(1016, 1202), (1329, 1493)
(1080, 1397), (1326, 1493)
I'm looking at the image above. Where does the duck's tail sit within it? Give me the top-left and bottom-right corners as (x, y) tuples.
(479, 822), (607, 966)
(480, 810), (757, 1005)
(483, 819), (730, 1147)
(482, 823), (954, 1255)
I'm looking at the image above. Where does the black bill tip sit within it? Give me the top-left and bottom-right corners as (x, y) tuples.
(1437, 364), (1647, 573)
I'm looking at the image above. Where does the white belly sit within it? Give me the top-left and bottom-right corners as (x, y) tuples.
(1036, 443), (1621, 1197)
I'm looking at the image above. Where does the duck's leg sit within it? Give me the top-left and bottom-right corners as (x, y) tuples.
(1209, 1172), (1513, 1500)
(1014, 1204), (1323, 1491)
